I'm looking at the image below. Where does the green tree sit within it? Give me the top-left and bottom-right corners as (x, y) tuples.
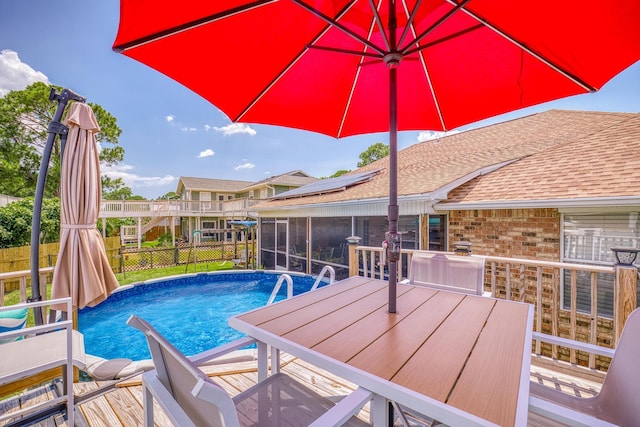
(158, 191), (180, 200)
(0, 82), (124, 198)
(357, 142), (389, 167)
(329, 169), (350, 178)
(0, 198), (60, 248)
(102, 176), (135, 200)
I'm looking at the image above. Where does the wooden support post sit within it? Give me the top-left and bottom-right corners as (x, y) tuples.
(614, 265), (638, 344)
(347, 237), (361, 277)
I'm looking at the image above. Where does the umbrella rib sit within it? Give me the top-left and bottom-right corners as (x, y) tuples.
(337, 0), (383, 137)
(403, 24), (483, 57)
(398, 0), (471, 54)
(369, 0), (391, 52)
(292, 0), (386, 56)
(452, 1), (597, 92)
(397, 0), (422, 49)
(307, 44), (381, 60)
(235, 0), (360, 122)
(399, 2), (448, 130)
(113, 0), (276, 52)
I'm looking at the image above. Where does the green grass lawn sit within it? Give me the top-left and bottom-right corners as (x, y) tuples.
(115, 261), (235, 285)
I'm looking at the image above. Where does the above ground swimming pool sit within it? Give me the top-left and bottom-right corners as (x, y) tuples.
(78, 271), (326, 361)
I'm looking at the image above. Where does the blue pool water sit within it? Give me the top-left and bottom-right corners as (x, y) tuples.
(78, 271), (323, 361)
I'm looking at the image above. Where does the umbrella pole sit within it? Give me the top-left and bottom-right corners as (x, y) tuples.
(387, 0), (399, 314)
(388, 64), (399, 314)
(29, 88), (85, 325)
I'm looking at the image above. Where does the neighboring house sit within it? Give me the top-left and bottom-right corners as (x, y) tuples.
(176, 171), (317, 241)
(252, 110), (640, 316)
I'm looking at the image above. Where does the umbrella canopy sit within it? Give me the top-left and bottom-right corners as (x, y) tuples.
(51, 103), (120, 311)
(113, 0), (640, 312)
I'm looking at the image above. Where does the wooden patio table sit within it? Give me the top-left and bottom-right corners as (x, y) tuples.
(229, 276), (533, 426)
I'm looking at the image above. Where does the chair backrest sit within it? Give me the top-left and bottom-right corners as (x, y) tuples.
(595, 307), (640, 426)
(408, 252), (486, 295)
(0, 307), (28, 344)
(127, 315), (238, 427)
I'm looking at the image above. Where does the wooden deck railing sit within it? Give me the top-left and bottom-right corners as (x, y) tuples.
(350, 246), (637, 372)
(4, 247), (636, 374)
(0, 267), (54, 306)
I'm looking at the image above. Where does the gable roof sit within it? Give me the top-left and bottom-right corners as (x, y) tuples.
(254, 110), (638, 210)
(238, 170), (318, 192)
(442, 112), (640, 208)
(177, 177), (254, 193)
(177, 170), (318, 194)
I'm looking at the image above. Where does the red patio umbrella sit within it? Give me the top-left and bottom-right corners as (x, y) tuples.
(113, 0), (640, 313)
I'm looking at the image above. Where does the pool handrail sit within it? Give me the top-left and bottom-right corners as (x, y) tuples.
(266, 274), (293, 305)
(311, 266), (336, 291)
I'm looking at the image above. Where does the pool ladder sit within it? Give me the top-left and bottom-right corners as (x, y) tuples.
(266, 266), (335, 305)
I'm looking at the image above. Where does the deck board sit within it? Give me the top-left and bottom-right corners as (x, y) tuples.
(2, 355), (604, 427)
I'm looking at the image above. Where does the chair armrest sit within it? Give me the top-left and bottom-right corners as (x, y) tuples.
(188, 336), (256, 365)
(529, 396), (617, 427)
(531, 332), (615, 358)
(308, 387), (373, 427)
(142, 371), (197, 427)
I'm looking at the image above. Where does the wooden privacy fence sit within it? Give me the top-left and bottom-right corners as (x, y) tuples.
(0, 236), (121, 293)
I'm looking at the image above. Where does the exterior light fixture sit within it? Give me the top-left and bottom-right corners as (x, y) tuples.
(610, 247), (640, 266)
(346, 236), (362, 245)
(453, 241), (472, 256)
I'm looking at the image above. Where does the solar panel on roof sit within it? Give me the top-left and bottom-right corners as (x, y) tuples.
(271, 170), (381, 200)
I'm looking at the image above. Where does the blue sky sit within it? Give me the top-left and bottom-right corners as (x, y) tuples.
(1, 1), (639, 199)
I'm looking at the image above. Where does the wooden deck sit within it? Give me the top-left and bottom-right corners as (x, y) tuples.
(1, 354), (603, 427)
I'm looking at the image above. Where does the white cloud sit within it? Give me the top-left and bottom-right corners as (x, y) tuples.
(214, 123), (257, 136)
(234, 162), (255, 171)
(198, 149), (214, 158)
(181, 127), (197, 132)
(101, 163), (176, 188)
(417, 130), (459, 142)
(0, 49), (49, 97)
(165, 115), (175, 123)
(204, 124), (211, 131)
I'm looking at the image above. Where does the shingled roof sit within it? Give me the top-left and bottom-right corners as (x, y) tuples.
(444, 112), (640, 206)
(238, 170), (317, 192)
(177, 177), (254, 192)
(254, 110), (639, 210)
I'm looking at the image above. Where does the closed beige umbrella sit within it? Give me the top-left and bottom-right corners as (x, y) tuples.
(51, 102), (119, 312)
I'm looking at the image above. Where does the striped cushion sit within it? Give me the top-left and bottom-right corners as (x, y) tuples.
(0, 308), (28, 344)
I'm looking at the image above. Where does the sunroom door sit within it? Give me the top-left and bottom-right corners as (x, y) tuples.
(275, 220), (288, 270)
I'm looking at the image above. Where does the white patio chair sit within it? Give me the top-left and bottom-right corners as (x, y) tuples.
(127, 315), (373, 427)
(0, 297), (84, 426)
(529, 307), (640, 426)
(406, 252), (489, 296)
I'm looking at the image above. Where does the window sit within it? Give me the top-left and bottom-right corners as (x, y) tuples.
(428, 215), (446, 251)
(260, 218), (276, 269)
(564, 212), (640, 264)
(288, 218), (307, 273)
(354, 215), (421, 250)
(562, 212), (640, 317)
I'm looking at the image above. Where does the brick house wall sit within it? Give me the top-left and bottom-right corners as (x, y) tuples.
(447, 208), (561, 261)
(444, 208), (614, 370)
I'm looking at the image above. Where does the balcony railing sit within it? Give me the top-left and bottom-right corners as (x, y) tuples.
(99, 198), (262, 218)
